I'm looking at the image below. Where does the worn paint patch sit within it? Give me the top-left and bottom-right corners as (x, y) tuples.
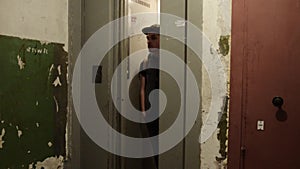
(53, 76), (62, 86)
(28, 163), (34, 169)
(57, 65), (62, 75)
(217, 96), (229, 161)
(49, 64), (55, 72)
(0, 128), (5, 148)
(40, 41), (50, 46)
(17, 54), (25, 70)
(34, 156), (64, 169)
(16, 126), (23, 138)
(218, 35), (230, 56)
(53, 96), (59, 113)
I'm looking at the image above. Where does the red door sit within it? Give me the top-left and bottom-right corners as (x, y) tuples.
(229, 0), (300, 168)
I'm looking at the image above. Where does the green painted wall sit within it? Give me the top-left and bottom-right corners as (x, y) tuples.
(0, 35), (67, 168)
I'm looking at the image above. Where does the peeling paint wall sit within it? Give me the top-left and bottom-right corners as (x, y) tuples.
(0, 0), (68, 168)
(0, 35), (68, 169)
(0, 128), (5, 149)
(0, 0), (232, 168)
(34, 155), (64, 169)
(201, 0), (231, 168)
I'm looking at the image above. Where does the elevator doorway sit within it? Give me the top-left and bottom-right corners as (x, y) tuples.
(78, 0), (203, 168)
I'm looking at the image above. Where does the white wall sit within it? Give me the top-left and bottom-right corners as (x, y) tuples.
(128, 0), (159, 54)
(0, 0), (69, 168)
(0, 0), (68, 50)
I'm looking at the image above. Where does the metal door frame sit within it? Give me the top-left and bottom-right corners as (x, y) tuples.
(68, 0), (127, 168)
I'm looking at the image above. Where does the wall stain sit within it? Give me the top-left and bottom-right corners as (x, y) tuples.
(53, 76), (62, 87)
(17, 55), (26, 70)
(218, 35), (230, 56)
(0, 128), (5, 148)
(216, 96), (229, 162)
(16, 125), (23, 138)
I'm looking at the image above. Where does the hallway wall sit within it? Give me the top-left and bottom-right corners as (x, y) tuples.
(0, 0), (231, 168)
(0, 0), (69, 168)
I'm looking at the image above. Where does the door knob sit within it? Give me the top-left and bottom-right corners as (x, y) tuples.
(272, 96), (284, 108)
(272, 96), (288, 121)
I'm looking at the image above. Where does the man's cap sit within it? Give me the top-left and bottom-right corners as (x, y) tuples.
(142, 24), (160, 35)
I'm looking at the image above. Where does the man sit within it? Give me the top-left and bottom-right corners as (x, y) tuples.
(139, 24), (160, 168)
